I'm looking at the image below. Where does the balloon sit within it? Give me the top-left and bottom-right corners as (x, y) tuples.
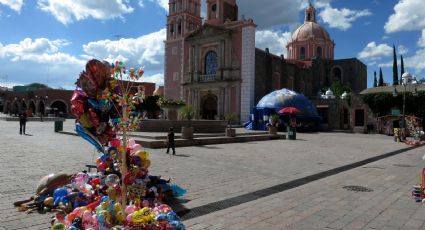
(74, 172), (89, 187)
(127, 139), (136, 146)
(110, 139), (121, 148)
(75, 123), (103, 153)
(43, 197), (54, 207)
(105, 174), (120, 187)
(78, 72), (98, 98)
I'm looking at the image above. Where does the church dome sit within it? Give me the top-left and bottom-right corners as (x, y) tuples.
(291, 22), (332, 42)
(256, 88), (319, 117)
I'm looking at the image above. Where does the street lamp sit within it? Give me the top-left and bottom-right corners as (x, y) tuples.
(400, 72), (419, 130)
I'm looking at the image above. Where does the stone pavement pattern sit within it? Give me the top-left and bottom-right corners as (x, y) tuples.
(0, 119), (423, 229)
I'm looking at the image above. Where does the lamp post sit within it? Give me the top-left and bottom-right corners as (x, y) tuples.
(401, 72), (412, 130)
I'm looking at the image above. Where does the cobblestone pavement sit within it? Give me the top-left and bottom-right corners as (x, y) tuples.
(0, 119), (424, 229)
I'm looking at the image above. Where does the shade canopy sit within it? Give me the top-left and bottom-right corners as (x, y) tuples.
(256, 88), (319, 117)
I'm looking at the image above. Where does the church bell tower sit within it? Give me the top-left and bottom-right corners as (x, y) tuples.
(164, 0), (202, 99)
(206, 0), (238, 25)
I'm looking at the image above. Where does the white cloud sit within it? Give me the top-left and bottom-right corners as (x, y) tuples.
(149, 0), (168, 11)
(385, 0), (425, 33)
(138, 0), (144, 8)
(418, 30), (425, 48)
(0, 38), (85, 88)
(404, 48), (425, 73)
(83, 29), (166, 72)
(238, 0), (303, 29)
(0, 0), (23, 12)
(255, 30), (291, 57)
(398, 45), (408, 55)
(358, 42), (392, 60)
(37, 0), (134, 25)
(143, 73), (164, 86)
(317, 2), (371, 31)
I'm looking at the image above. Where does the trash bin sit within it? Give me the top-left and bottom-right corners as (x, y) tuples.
(54, 120), (63, 132)
(287, 126), (296, 140)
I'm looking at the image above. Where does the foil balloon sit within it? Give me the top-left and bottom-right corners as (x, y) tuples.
(75, 123), (103, 153)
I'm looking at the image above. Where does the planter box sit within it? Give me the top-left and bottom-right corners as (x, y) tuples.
(181, 126), (194, 139)
(226, 128), (236, 137)
(268, 126), (277, 135)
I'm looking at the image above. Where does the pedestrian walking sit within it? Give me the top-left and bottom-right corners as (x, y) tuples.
(166, 127), (175, 155)
(19, 112), (27, 135)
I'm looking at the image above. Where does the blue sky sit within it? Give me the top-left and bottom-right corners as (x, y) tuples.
(0, 0), (424, 89)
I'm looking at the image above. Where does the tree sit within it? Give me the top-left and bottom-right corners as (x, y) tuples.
(139, 95), (160, 118)
(373, 71), (377, 87)
(26, 83), (50, 89)
(378, 67), (384, 86)
(327, 80), (351, 97)
(400, 55), (405, 84)
(392, 45), (398, 85)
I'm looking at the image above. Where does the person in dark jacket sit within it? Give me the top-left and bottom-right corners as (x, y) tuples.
(166, 127), (175, 155)
(19, 112), (27, 135)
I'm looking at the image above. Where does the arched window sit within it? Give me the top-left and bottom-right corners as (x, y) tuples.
(300, 47), (306, 60)
(177, 21), (182, 34)
(333, 67), (342, 82)
(316, 46), (322, 58)
(205, 51), (218, 75)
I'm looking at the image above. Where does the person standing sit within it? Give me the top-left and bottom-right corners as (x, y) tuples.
(19, 112), (27, 135)
(166, 127), (175, 155)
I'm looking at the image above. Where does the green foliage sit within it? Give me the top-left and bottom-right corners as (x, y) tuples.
(270, 114), (280, 127)
(224, 112), (237, 128)
(139, 95), (160, 118)
(26, 83), (50, 89)
(361, 91), (425, 116)
(373, 71), (377, 88)
(378, 68), (384, 86)
(157, 96), (186, 107)
(393, 45), (398, 85)
(179, 105), (194, 121)
(321, 81), (351, 97)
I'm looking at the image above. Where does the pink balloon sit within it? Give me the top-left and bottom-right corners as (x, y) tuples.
(127, 139), (136, 146)
(82, 210), (92, 222)
(125, 205), (136, 215)
(126, 214), (132, 223)
(130, 144), (142, 153)
(73, 207), (84, 217)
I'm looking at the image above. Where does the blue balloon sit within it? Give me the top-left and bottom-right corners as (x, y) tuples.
(75, 123), (104, 153)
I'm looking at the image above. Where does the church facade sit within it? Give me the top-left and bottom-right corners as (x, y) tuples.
(164, 0), (367, 123)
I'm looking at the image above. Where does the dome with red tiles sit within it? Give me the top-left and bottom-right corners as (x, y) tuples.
(291, 21), (332, 42)
(286, 3), (335, 61)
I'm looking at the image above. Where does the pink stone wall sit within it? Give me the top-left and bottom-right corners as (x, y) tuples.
(164, 40), (183, 99)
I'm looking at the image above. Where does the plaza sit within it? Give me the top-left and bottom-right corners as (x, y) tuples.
(1, 119), (425, 229)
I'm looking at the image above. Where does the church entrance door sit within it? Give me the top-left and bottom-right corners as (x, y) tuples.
(201, 95), (218, 120)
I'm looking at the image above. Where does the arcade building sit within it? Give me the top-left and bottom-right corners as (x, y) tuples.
(164, 0), (368, 130)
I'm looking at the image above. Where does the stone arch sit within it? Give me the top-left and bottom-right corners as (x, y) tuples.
(201, 94), (218, 120)
(4, 101), (11, 114)
(38, 100), (45, 115)
(332, 66), (343, 83)
(11, 100), (19, 115)
(21, 100), (27, 113)
(29, 100), (36, 116)
(50, 99), (68, 117)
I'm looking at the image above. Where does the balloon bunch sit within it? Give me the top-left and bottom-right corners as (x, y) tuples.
(49, 137), (186, 229)
(71, 59), (121, 152)
(51, 59), (186, 229)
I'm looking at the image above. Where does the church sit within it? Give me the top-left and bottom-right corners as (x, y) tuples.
(164, 0), (367, 124)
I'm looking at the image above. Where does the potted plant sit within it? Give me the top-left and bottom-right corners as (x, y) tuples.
(157, 96), (186, 120)
(224, 112), (237, 137)
(268, 114), (279, 135)
(179, 105), (194, 139)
